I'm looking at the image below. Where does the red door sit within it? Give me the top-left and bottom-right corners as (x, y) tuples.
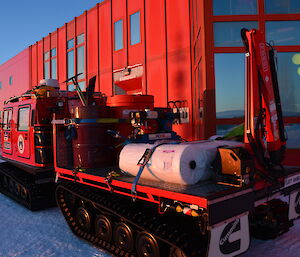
(16, 105), (31, 159)
(2, 108), (13, 155)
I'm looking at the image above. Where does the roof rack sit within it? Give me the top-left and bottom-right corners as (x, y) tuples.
(4, 93), (36, 104)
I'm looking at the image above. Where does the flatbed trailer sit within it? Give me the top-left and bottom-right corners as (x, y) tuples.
(53, 117), (300, 256)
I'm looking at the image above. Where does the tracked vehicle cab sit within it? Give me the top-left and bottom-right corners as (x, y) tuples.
(0, 79), (63, 210)
(1, 79), (60, 169)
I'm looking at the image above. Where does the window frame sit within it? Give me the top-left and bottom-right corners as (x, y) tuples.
(9, 76), (13, 85)
(213, 0), (258, 16)
(264, 0), (300, 14)
(67, 33), (86, 91)
(114, 19), (124, 51)
(43, 47), (57, 79)
(209, 0), (300, 142)
(17, 106), (31, 132)
(3, 108), (13, 131)
(129, 11), (141, 46)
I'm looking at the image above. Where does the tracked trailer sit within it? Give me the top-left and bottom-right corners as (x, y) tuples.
(52, 30), (300, 257)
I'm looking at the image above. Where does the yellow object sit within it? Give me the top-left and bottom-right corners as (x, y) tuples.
(34, 85), (55, 98)
(191, 210), (200, 217)
(292, 53), (300, 65)
(176, 205), (183, 213)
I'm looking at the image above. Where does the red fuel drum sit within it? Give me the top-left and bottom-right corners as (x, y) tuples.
(107, 95), (154, 109)
(72, 106), (116, 169)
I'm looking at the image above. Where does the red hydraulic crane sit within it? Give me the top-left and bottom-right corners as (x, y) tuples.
(241, 28), (286, 171)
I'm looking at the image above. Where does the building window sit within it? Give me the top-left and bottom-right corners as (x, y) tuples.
(77, 46), (85, 80)
(9, 76), (13, 85)
(44, 48), (57, 79)
(213, 0), (257, 15)
(77, 33), (85, 45)
(51, 58), (57, 79)
(265, 0), (300, 14)
(78, 81), (85, 91)
(130, 12), (141, 45)
(67, 34), (85, 91)
(51, 48), (57, 79)
(276, 52), (300, 117)
(215, 53), (245, 118)
(0, 81), (2, 89)
(67, 49), (75, 79)
(44, 51), (50, 79)
(266, 21), (300, 46)
(67, 81), (85, 92)
(285, 124), (300, 149)
(51, 48), (56, 57)
(18, 107), (30, 131)
(114, 19), (123, 51)
(67, 39), (75, 49)
(217, 124), (239, 136)
(214, 21), (258, 47)
(44, 61), (50, 79)
(44, 51), (50, 61)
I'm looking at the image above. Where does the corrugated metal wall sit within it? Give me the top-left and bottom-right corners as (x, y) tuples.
(28, 0), (194, 140)
(0, 49), (30, 109)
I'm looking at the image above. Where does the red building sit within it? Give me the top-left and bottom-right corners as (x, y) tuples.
(0, 0), (299, 164)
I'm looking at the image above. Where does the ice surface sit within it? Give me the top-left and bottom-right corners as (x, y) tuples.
(0, 194), (110, 257)
(0, 193), (299, 257)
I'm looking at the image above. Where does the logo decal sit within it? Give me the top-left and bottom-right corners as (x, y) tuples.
(295, 192), (300, 215)
(18, 135), (25, 154)
(219, 219), (241, 254)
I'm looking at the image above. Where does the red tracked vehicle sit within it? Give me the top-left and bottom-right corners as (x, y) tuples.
(52, 29), (300, 257)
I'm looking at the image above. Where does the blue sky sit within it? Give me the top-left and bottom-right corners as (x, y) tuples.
(0, 0), (104, 65)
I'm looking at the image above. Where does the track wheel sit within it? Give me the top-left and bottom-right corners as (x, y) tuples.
(14, 183), (21, 196)
(2, 176), (9, 189)
(169, 247), (187, 257)
(136, 232), (160, 257)
(76, 206), (92, 232)
(20, 186), (29, 200)
(63, 190), (76, 211)
(95, 215), (112, 241)
(113, 222), (134, 252)
(8, 179), (15, 193)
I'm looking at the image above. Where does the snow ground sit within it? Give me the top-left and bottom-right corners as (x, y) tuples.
(0, 193), (299, 257)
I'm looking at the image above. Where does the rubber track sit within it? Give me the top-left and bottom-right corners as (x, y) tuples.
(0, 162), (55, 210)
(56, 181), (205, 257)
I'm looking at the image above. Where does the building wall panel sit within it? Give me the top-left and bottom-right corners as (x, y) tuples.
(37, 40), (44, 82)
(58, 26), (67, 89)
(127, 0), (144, 66)
(76, 13), (85, 35)
(67, 20), (75, 40)
(87, 7), (99, 84)
(44, 36), (50, 53)
(166, 0), (192, 139)
(112, 0), (128, 69)
(30, 44), (38, 87)
(0, 49), (30, 109)
(51, 31), (57, 50)
(145, 0), (167, 106)
(99, 0), (113, 95)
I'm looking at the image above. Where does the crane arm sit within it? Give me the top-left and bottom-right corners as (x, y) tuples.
(241, 29), (286, 169)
